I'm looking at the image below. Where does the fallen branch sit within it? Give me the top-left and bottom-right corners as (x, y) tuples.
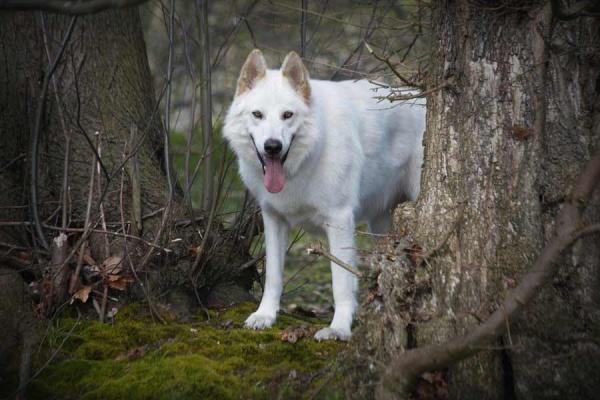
(376, 153), (600, 399)
(307, 243), (363, 278)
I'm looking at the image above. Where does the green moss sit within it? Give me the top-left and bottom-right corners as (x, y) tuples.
(29, 303), (345, 399)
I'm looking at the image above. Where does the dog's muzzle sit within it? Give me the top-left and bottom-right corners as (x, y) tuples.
(250, 135), (295, 173)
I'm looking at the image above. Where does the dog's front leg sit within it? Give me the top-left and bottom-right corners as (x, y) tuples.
(315, 209), (358, 341)
(245, 210), (289, 329)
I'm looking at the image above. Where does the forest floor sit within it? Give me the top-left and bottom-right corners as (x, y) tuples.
(22, 231), (372, 400)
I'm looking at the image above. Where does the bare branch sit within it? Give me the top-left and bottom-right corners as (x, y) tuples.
(196, 0), (214, 211)
(0, 0), (148, 15)
(300, 0), (308, 57)
(307, 243), (363, 278)
(365, 41), (424, 89)
(30, 16), (77, 250)
(377, 80), (452, 102)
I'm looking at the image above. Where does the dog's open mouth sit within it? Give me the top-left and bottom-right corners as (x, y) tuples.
(251, 136), (294, 194)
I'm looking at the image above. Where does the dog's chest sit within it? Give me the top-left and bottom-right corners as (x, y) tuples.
(261, 193), (324, 228)
(240, 162), (331, 230)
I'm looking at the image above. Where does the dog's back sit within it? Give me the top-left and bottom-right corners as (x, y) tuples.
(308, 79), (425, 229)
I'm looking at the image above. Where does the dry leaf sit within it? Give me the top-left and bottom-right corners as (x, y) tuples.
(280, 325), (318, 343)
(103, 255), (123, 274)
(107, 276), (135, 290)
(78, 245), (97, 267)
(72, 286), (92, 303)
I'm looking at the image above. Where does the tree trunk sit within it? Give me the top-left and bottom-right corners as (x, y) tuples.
(352, 1), (600, 399)
(0, 9), (255, 317)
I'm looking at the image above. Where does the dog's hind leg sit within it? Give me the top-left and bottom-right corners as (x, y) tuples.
(245, 210), (289, 329)
(315, 208), (358, 341)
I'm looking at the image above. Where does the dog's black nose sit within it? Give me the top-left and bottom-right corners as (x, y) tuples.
(264, 139), (282, 156)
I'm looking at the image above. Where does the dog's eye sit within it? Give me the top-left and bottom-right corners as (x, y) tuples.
(282, 111), (294, 120)
(252, 110), (263, 119)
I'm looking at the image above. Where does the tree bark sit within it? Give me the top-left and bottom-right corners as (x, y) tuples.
(0, 9), (255, 317)
(351, 1), (600, 399)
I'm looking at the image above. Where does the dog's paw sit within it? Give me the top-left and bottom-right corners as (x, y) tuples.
(244, 312), (276, 330)
(314, 327), (351, 341)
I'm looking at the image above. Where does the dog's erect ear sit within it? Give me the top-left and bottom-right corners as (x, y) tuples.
(281, 51), (311, 103)
(236, 49), (268, 97)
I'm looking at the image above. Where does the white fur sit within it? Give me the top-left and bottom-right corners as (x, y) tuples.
(224, 54), (425, 341)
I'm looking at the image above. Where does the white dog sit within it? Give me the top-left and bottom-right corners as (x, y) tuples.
(223, 49), (425, 340)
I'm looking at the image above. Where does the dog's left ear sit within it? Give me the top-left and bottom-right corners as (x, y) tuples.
(281, 51), (311, 103)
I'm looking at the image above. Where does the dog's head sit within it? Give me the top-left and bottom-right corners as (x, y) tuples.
(224, 49), (316, 194)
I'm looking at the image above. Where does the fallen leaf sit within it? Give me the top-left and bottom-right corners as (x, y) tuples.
(78, 245), (97, 267)
(106, 276), (135, 290)
(280, 325), (318, 343)
(72, 286), (92, 303)
(103, 255), (123, 274)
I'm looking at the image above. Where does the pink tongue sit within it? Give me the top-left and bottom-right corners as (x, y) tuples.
(264, 158), (285, 193)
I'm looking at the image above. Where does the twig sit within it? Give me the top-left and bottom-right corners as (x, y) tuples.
(95, 132), (111, 259)
(379, 80), (452, 102)
(40, 14), (71, 231)
(306, 242), (363, 278)
(300, 0), (308, 57)
(43, 225), (171, 253)
(163, 0), (175, 199)
(365, 41), (424, 89)
(118, 153), (166, 325)
(71, 131), (98, 293)
(126, 125), (143, 236)
(30, 16), (77, 250)
(190, 148), (224, 280)
(197, 0), (214, 211)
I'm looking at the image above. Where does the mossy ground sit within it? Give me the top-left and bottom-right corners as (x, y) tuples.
(28, 302), (345, 400)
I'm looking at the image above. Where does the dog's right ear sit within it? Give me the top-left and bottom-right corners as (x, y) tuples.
(236, 49), (267, 97)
